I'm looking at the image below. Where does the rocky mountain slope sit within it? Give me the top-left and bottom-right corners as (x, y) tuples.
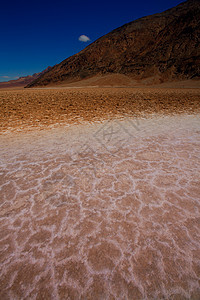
(27, 0), (200, 87)
(0, 67), (51, 89)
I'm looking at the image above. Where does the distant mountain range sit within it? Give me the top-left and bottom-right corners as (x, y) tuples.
(0, 67), (51, 89)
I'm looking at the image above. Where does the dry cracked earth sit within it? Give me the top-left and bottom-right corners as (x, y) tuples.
(0, 88), (200, 299)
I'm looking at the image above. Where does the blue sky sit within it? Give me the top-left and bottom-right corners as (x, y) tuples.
(0, 0), (184, 82)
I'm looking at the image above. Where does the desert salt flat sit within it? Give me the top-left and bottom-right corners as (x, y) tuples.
(0, 114), (200, 299)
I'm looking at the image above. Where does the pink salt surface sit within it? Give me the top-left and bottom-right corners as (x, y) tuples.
(0, 114), (200, 299)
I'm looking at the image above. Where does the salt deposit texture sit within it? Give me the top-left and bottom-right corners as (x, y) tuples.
(0, 114), (200, 299)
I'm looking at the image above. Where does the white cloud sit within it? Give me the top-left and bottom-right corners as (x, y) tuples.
(1, 75), (9, 78)
(78, 35), (90, 42)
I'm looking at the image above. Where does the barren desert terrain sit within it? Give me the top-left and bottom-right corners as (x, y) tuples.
(0, 87), (200, 299)
(0, 87), (200, 134)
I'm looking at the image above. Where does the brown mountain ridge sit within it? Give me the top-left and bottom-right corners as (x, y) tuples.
(27, 0), (200, 87)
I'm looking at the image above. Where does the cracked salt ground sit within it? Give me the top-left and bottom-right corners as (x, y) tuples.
(0, 114), (200, 299)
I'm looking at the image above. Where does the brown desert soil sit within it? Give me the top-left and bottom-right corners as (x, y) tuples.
(0, 87), (200, 299)
(55, 75), (200, 89)
(0, 87), (200, 134)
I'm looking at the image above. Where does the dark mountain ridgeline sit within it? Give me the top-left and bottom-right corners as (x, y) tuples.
(24, 0), (200, 87)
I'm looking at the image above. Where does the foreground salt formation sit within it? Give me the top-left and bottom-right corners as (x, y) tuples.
(0, 114), (200, 299)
